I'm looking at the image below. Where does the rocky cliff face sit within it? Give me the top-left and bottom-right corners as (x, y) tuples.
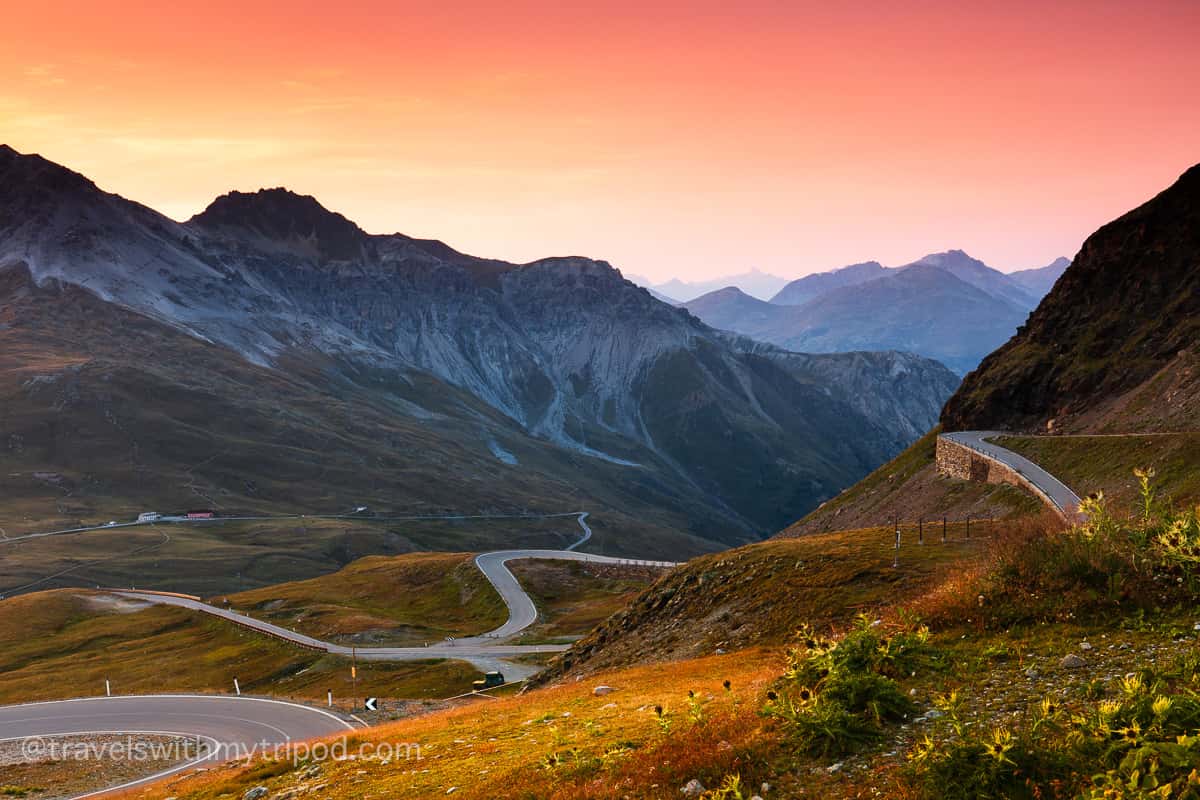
(942, 164), (1200, 433)
(0, 145), (961, 537)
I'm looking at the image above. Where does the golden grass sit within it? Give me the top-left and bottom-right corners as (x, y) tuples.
(540, 525), (988, 680)
(119, 649), (791, 800)
(219, 552), (507, 645)
(0, 590), (482, 706)
(507, 560), (663, 642)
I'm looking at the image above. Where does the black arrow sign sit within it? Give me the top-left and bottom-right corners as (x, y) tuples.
(364, 697), (378, 712)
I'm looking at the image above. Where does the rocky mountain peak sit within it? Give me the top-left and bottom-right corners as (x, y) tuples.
(913, 249), (984, 269)
(0, 145), (100, 211)
(190, 187), (367, 261)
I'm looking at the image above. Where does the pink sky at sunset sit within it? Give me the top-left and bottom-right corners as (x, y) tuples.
(3, 0), (1198, 282)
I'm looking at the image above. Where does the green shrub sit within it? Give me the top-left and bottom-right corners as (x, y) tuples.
(908, 480), (1200, 798)
(952, 473), (1200, 627)
(907, 663), (1200, 798)
(765, 615), (932, 757)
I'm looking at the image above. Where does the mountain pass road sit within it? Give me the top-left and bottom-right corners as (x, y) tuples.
(0, 695), (354, 799)
(940, 431), (1083, 517)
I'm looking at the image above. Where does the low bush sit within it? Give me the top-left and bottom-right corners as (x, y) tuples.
(765, 615), (935, 757)
(907, 475), (1200, 798)
(932, 472), (1200, 627)
(907, 667), (1200, 799)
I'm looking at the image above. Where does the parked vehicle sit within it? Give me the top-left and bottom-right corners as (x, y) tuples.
(472, 672), (506, 691)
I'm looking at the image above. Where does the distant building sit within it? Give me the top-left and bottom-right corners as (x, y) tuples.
(186, 510), (215, 520)
(137, 512), (161, 522)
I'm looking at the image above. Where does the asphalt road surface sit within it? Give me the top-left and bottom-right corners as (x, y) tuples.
(0, 511), (675, 799)
(113, 515), (676, 681)
(0, 695), (354, 798)
(940, 430), (1083, 517)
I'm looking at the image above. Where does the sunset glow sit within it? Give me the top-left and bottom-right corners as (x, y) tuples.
(4, 0), (1199, 280)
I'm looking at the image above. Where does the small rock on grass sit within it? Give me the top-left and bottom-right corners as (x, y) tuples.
(681, 779), (706, 796)
(593, 685), (618, 696)
(243, 789), (268, 800)
(1060, 653), (1087, 669)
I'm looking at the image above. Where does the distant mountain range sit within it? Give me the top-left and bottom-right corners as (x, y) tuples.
(682, 250), (1069, 374)
(0, 145), (960, 557)
(943, 165), (1200, 433)
(629, 268), (790, 302)
(1008, 256), (1072, 298)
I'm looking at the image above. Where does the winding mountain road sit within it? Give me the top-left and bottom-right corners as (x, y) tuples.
(0, 695), (354, 799)
(0, 512), (673, 797)
(111, 512), (675, 681)
(940, 431), (1083, 517)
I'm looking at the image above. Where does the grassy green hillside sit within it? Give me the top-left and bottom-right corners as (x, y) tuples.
(219, 552), (507, 646)
(536, 522), (985, 682)
(507, 559), (665, 643)
(782, 430), (1043, 537)
(994, 433), (1200, 508)
(0, 590), (480, 706)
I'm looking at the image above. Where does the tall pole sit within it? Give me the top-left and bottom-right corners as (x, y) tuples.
(351, 646), (359, 711)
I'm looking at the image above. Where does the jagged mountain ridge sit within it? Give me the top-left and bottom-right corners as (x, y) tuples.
(0, 145), (960, 540)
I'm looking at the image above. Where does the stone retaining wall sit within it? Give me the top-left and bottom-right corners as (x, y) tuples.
(935, 436), (1028, 492)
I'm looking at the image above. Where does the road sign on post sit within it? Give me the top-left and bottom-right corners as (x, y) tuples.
(365, 697), (378, 712)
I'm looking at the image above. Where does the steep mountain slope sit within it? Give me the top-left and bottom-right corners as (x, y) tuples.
(769, 260), (887, 306)
(0, 264), (733, 562)
(1009, 256), (1070, 297)
(942, 163), (1200, 433)
(686, 264), (1030, 374)
(0, 145), (958, 549)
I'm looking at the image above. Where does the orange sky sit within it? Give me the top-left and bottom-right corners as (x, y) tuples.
(4, 0), (1199, 281)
